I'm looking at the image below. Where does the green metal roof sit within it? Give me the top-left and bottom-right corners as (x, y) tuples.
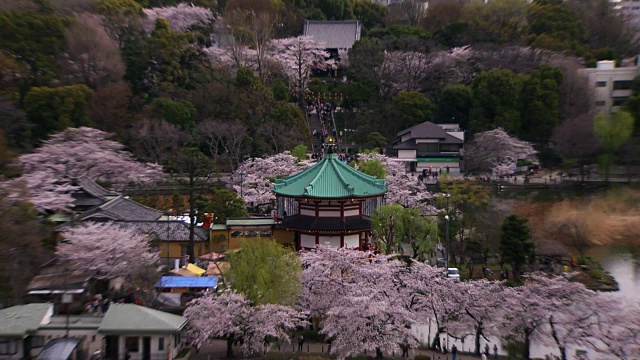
(0, 303), (53, 337)
(98, 304), (188, 335)
(210, 224), (228, 230)
(274, 154), (386, 199)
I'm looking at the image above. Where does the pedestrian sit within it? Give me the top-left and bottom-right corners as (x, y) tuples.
(446, 165), (450, 173)
(494, 344), (498, 359)
(298, 335), (304, 352)
(401, 341), (409, 359)
(124, 349), (131, 360)
(485, 343), (490, 356)
(451, 344), (457, 360)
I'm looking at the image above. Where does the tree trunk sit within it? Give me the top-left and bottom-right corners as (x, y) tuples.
(375, 347), (384, 358)
(474, 325), (482, 356)
(549, 316), (567, 360)
(523, 331), (531, 360)
(226, 337), (235, 358)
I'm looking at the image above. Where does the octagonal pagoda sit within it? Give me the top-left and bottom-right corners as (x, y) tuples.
(273, 138), (386, 250)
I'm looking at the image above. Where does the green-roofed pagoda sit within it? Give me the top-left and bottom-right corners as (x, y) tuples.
(274, 136), (386, 250)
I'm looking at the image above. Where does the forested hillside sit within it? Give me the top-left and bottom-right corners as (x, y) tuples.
(0, 0), (638, 170)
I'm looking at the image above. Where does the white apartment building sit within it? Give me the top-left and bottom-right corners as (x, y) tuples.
(578, 59), (640, 113)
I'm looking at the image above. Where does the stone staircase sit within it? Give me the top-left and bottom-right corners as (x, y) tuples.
(308, 111), (324, 153)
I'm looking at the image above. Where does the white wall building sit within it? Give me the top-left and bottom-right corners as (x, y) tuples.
(578, 59), (640, 114)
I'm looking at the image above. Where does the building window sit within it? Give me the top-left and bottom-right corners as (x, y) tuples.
(417, 143), (439, 154)
(159, 337), (164, 351)
(596, 81), (607, 87)
(0, 339), (18, 355)
(125, 337), (139, 352)
(596, 100), (606, 106)
(613, 80), (633, 90)
(612, 97), (628, 106)
(31, 336), (45, 348)
(92, 336), (96, 342)
(439, 144), (460, 152)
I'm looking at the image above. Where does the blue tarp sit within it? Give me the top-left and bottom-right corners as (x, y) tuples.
(155, 276), (218, 288)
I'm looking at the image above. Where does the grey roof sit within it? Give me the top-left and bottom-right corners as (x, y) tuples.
(112, 221), (209, 242)
(98, 304), (188, 334)
(0, 304), (53, 337)
(397, 121), (450, 139)
(79, 196), (163, 221)
(37, 338), (80, 360)
(393, 139), (417, 150)
(73, 176), (119, 199)
(27, 271), (94, 292)
(303, 20), (361, 49)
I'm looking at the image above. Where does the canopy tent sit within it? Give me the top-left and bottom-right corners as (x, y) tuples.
(206, 261), (230, 276)
(199, 252), (225, 261)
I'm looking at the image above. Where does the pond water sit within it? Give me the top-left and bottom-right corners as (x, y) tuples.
(587, 245), (640, 300)
(413, 246), (639, 359)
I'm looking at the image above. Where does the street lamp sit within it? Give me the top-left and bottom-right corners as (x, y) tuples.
(444, 193), (451, 268)
(240, 171), (246, 198)
(444, 214), (450, 269)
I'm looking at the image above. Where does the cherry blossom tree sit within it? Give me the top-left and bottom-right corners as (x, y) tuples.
(464, 128), (537, 177)
(300, 247), (448, 359)
(447, 280), (506, 355)
(395, 260), (461, 349)
(142, 4), (214, 32)
(204, 45), (258, 73)
(313, 249), (419, 359)
(232, 151), (312, 208)
(539, 289), (602, 360)
(377, 51), (431, 96)
(575, 293), (640, 359)
(356, 152), (435, 214)
(272, 36), (334, 99)
(499, 273), (587, 360)
(299, 246), (376, 319)
(58, 222), (159, 280)
(17, 127), (164, 212)
(185, 292), (307, 357)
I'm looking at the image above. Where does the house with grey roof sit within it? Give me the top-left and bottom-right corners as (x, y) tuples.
(111, 221), (210, 266)
(392, 121), (465, 174)
(303, 20), (361, 50)
(0, 303), (189, 360)
(71, 176), (120, 212)
(0, 303), (53, 359)
(79, 196), (163, 222)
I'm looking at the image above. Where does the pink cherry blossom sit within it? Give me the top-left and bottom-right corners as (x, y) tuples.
(232, 151), (313, 208)
(272, 36), (334, 94)
(142, 4), (214, 32)
(464, 128), (537, 177)
(185, 292), (307, 356)
(356, 152), (435, 214)
(57, 222), (159, 279)
(17, 127), (164, 212)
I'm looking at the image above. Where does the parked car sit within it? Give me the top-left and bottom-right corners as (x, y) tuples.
(436, 258), (446, 267)
(447, 268), (460, 282)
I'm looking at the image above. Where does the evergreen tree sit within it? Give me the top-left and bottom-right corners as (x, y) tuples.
(499, 214), (534, 281)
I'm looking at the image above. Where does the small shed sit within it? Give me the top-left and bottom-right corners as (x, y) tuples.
(99, 304), (189, 360)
